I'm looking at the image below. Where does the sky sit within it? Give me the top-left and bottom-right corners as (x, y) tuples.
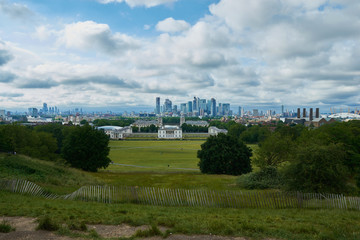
(0, 0), (360, 113)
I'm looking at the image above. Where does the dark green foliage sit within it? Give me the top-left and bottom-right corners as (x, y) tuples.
(134, 225), (162, 238)
(0, 124), (58, 161)
(239, 125), (271, 144)
(237, 166), (283, 189)
(62, 124), (111, 172)
(37, 215), (60, 231)
(197, 134), (252, 175)
(0, 220), (15, 233)
(284, 142), (350, 193)
(181, 123), (208, 133)
(139, 124), (158, 133)
(132, 126), (139, 132)
(227, 123), (246, 139)
(254, 132), (293, 168)
(93, 118), (135, 127)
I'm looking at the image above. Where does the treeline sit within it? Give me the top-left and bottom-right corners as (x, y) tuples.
(181, 123), (208, 133)
(236, 121), (360, 195)
(93, 119), (135, 127)
(0, 123), (110, 172)
(132, 125), (158, 133)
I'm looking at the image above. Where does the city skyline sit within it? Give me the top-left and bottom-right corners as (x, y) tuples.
(1, 0), (360, 110)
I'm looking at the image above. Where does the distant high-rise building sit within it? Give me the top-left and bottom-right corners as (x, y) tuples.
(253, 109), (259, 117)
(222, 103), (230, 116)
(187, 101), (193, 113)
(43, 103), (48, 113)
(28, 108), (38, 117)
(0, 109), (5, 118)
(281, 105), (284, 115)
(180, 103), (187, 113)
(156, 97), (160, 114)
(199, 99), (207, 115)
(164, 99), (172, 112)
(210, 98), (216, 117)
(173, 105), (178, 113)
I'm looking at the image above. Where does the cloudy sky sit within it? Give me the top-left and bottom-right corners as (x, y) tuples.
(0, 0), (359, 112)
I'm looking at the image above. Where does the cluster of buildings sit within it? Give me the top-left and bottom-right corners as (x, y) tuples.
(99, 116), (227, 140)
(155, 97), (231, 117)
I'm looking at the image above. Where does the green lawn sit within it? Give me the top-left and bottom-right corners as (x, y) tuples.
(107, 140), (203, 172)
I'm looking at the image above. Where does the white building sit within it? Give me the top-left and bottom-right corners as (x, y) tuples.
(208, 126), (228, 136)
(158, 125), (182, 139)
(98, 126), (132, 139)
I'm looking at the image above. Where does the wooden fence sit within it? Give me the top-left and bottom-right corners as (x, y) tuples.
(1, 179), (360, 210)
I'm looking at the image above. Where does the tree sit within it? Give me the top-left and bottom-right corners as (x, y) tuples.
(284, 142), (350, 193)
(62, 124), (111, 172)
(227, 123), (246, 139)
(197, 134), (252, 175)
(254, 132), (293, 168)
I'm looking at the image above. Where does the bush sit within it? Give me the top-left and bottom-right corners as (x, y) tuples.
(36, 216), (60, 231)
(237, 166), (283, 189)
(0, 220), (15, 233)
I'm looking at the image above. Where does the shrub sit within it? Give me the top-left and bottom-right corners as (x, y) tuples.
(0, 220), (15, 233)
(237, 166), (283, 189)
(36, 216), (60, 231)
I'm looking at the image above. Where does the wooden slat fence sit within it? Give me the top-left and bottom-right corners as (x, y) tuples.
(1, 179), (360, 210)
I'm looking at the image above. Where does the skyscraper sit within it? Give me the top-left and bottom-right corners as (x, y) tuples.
(156, 97), (160, 114)
(43, 103), (48, 113)
(164, 99), (172, 112)
(211, 98), (216, 117)
(187, 101), (193, 113)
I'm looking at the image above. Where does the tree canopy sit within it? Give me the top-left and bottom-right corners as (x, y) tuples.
(61, 124), (111, 172)
(197, 134), (252, 175)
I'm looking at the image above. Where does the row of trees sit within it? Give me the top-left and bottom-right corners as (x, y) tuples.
(198, 121), (360, 194)
(0, 124), (111, 172)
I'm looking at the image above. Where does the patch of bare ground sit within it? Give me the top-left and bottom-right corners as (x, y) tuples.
(0, 216), (281, 240)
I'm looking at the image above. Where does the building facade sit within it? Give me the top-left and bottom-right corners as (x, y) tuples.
(158, 126), (182, 139)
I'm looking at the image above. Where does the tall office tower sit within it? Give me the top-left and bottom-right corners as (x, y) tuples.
(303, 108), (306, 118)
(187, 101), (193, 113)
(173, 105), (178, 113)
(241, 107), (244, 117)
(238, 106), (242, 116)
(211, 98), (216, 117)
(199, 99), (207, 113)
(218, 103), (223, 116)
(28, 108), (38, 117)
(43, 103), (48, 113)
(206, 100), (212, 115)
(281, 105), (284, 116)
(222, 103), (230, 116)
(156, 97), (160, 114)
(316, 108), (320, 118)
(164, 99), (172, 112)
(0, 109), (5, 118)
(180, 103), (187, 113)
(192, 97), (200, 113)
(253, 109), (259, 117)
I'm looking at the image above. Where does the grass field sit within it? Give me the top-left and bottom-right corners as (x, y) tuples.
(107, 140), (202, 172)
(1, 142), (360, 240)
(1, 191), (359, 240)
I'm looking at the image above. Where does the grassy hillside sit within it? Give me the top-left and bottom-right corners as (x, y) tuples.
(1, 191), (359, 240)
(0, 153), (99, 194)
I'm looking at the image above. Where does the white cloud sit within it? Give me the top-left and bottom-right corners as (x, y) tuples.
(97, 0), (177, 8)
(156, 17), (190, 33)
(59, 21), (139, 55)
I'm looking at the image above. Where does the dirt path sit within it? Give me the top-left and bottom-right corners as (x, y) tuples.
(0, 216), (277, 240)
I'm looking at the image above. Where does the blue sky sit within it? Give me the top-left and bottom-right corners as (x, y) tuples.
(0, 0), (360, 113)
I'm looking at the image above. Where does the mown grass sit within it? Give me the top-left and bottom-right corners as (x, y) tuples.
(0, 191), (359, 240)
(107, 140), (203, 172)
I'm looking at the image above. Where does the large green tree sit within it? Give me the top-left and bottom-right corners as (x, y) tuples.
(197, 134), (252, 175)
(62, 124), (111, 172)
